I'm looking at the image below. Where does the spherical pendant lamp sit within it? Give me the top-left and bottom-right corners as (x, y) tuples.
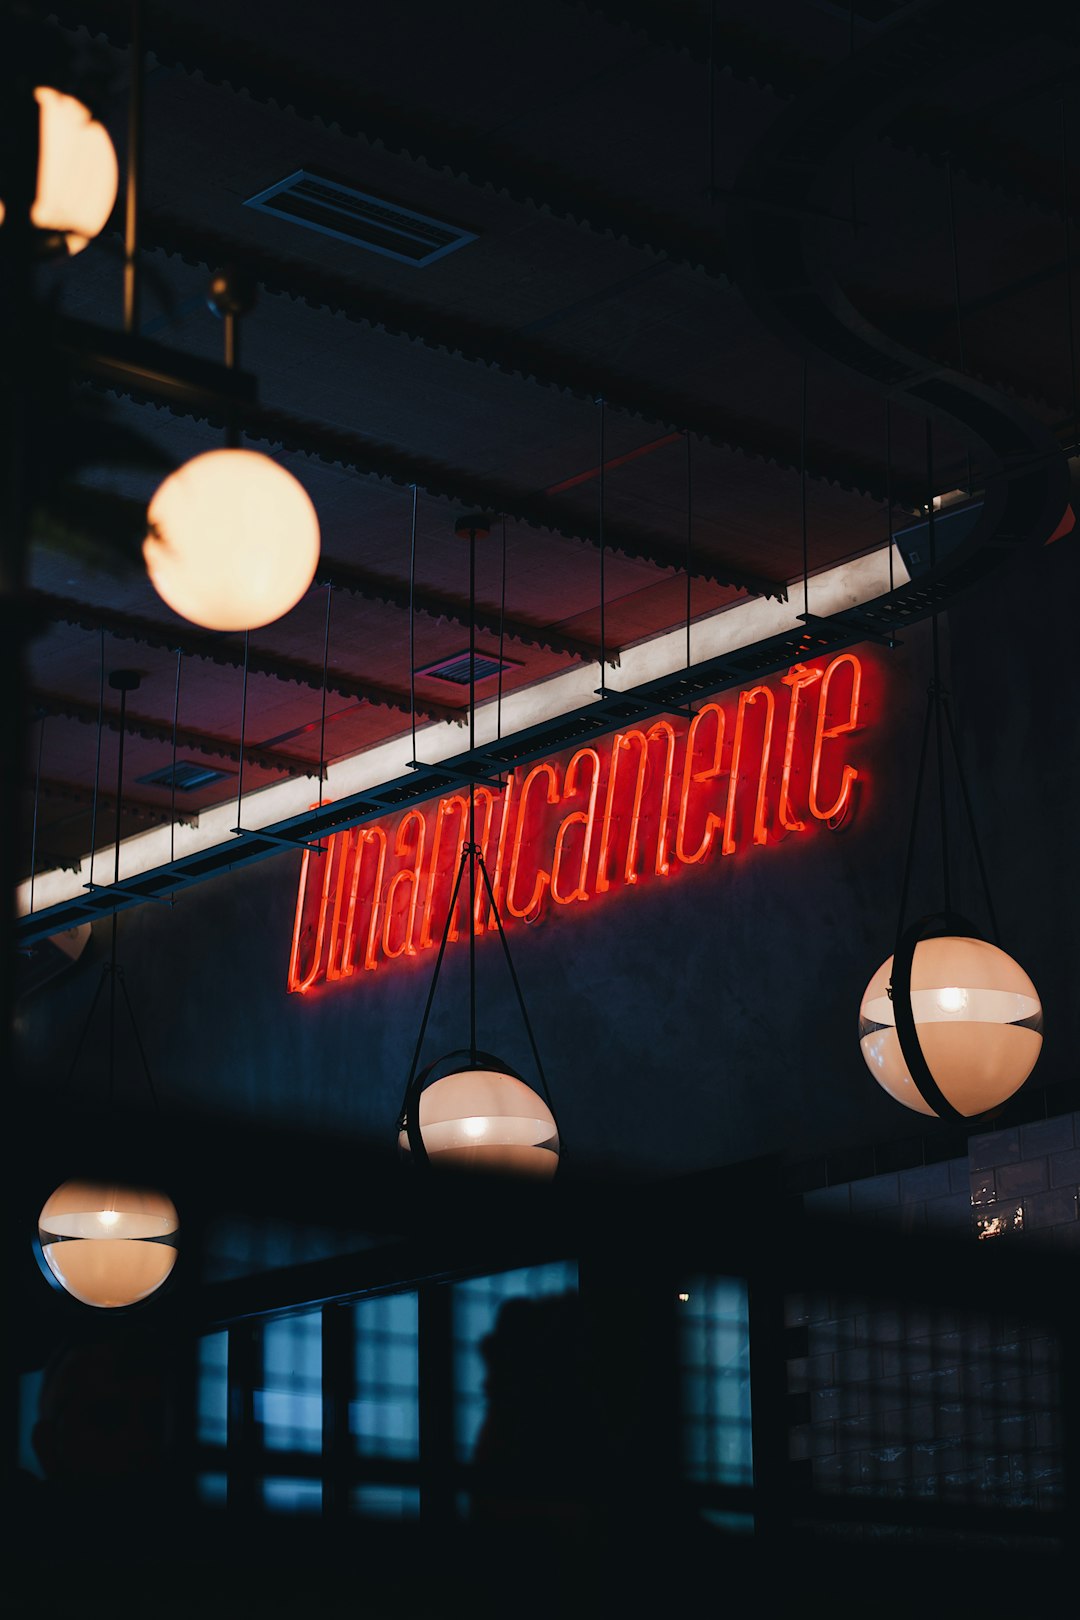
(0, 86), (118, 255)
(859, 921), (1043, 1119)
(399, 1053), (560, 1179)
(37, 1181), (178, 1308)
(144, 448), (321, 631)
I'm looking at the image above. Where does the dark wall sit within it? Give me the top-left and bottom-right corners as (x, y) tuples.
(17, 532), (1080, 1180)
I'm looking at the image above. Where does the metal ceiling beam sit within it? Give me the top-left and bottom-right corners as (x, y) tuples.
(77, 380), (783, 601)
(48, 1), (732, 282)
(584, 3), (1080, 227)
(31, 774), (199, 828)
(32, 689), (319, 778)
(33, 593), (465, 727)
(134, 213), (913, 504)
(315, 558), (596, 663)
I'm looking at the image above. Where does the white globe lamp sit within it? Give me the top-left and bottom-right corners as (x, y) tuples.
(0, 86), (118, 255)
(859, 926), (1043, 1118)
(144, 448), (320, 631)
(37, 1181), (179, 1308)
(399, 1056), (560, 1179)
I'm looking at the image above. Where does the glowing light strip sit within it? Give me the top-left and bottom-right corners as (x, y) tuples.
(17, 545), (907, 919)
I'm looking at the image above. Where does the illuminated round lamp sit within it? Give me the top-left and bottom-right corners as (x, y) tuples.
(859, 915), (1043, 1120)
(37, 1181), (179, 1308)
(144, 449), (321, 631)
(0, 87), (119, 255)
(398, 1051), (560, 1179)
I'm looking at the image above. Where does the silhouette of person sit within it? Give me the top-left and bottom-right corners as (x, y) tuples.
(471, 1291), (591, 1527)
(31, 1331), (178, 1496)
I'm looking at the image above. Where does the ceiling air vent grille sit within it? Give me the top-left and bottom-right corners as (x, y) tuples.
(137, 761), (231, 792)
(244, 171), (477, 266)
(417, 651), (517, 686)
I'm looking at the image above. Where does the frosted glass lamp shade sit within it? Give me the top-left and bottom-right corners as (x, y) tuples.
(859, 935), (1042, 1118)
(38, 1181), (179, 1307)
(0, 87), (118, 254)
(144, 449), (321, 631)
(399, 1067), (560, 1178)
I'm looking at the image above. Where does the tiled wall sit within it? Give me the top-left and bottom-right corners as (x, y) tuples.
(788, 1112), (1078, 1530)
(802, 1111), (1080, 1245)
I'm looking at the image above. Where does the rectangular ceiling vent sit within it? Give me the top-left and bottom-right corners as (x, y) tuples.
(137, 761), (231, 793)
(416, 651), (518, 686)
(244, 171), (478, 266)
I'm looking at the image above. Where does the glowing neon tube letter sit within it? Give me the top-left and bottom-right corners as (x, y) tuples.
(551, 748), (601, 904)
(809, 653), (862, 824)
(506, 763), (560, 919)
(722, 686), (775, 854)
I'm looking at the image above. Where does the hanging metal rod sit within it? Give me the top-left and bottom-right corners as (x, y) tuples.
(32, 593), (464, 725)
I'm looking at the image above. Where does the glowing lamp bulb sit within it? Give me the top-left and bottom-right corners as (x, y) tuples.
(399, 1067), (560, 1179)
(37, 1181), (179, 1308)
(0, 87), (118, 255)
(859, 935), (1042, 1117)
(144, 449), (321, 631)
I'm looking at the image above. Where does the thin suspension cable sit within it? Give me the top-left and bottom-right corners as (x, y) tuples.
(685, 430), (693, 672)
(408, 484), (419, 765)
(123, 0), (144, 334)
(468, 521), (477, 1064)
(1063, 99), (1078, 455)
(234, 630), (249, 831)
(597, 396), (607, 696)
(926, 421), (951, 914)
(318, 579), (333, 818)
(109, 679), (132, 1110)
(87, 628), (105, 889)
(941, 696), (1001, 945)
(169, 648), (181, 869)
(895, 688), (936, 958)
(946, 156), (974, 494)
(848, 0), (858, 235)
(497, 516), (507, 743)
(476, 854), (557, 1124)
(29, 712), (44, 913)
(401, 845), (472, 1107)
(886, 400), (895, 601)
(801, 362), (809, 620)
(707, 1), (716, 200)
(117, 970), (160, 1111)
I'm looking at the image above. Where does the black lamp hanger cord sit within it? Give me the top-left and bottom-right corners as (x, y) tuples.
(597, 395), (607, 698)
(894, 421), (999, 956)
(65, 671), (159, 1113)
(1063, 98), (1078, 457)
(396, 517), (560, 1152)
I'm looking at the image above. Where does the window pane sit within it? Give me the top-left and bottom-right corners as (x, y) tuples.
(452, 1260), (578, 1463)
(350, 1485), (421, 1519)
(197, 1332), (228, 1448)
(351, 1292), (419, 1460)
(260, 1314), (322, 1454)
(262, 1477), (322, 1514)
(678, 1276), (753, 1489)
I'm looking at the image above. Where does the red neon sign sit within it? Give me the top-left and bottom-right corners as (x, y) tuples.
(287, 652), (873, 991)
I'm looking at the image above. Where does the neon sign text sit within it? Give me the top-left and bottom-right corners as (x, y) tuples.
(288, 653), (871, 990)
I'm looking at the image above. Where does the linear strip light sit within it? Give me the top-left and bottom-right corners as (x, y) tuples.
(18, 545), (908, 920)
